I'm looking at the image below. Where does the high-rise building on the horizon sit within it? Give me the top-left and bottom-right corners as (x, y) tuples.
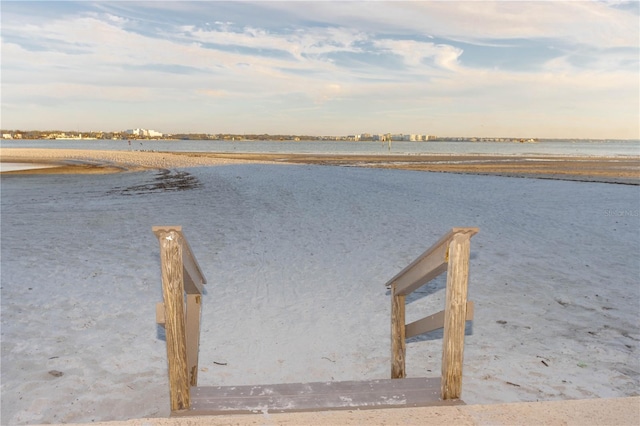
(125, 128), (163, 137)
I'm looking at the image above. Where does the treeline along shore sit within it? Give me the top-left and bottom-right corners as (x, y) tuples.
(2, 129), (637, 142)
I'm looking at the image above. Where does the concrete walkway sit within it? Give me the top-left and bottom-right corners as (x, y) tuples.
(57, 397), (639, 426)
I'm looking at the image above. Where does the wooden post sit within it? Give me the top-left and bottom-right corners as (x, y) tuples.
(157, 229), (191, 412)
(185, 293), (202, 386)
(441, 233), (471, 400)
(390, 282), (406, 379)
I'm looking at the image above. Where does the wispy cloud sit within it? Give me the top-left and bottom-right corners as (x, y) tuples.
(1, 1), (637, 138)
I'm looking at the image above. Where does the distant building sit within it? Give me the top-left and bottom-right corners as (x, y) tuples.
(359, 133), (373, 141)
(125, 128), (163, 138)
(2, 133), (13, 139)
(126, 129), (143, 137)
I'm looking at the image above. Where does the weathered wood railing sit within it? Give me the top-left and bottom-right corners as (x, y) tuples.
(153, 225), (478, 416)
(385, 227), (478, 400)
(153, 226), (207, 412)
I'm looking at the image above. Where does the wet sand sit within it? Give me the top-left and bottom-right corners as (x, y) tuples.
(0, 148), (267, 175)
(177, 152), (640, 184)
(2, 148), (639, 184)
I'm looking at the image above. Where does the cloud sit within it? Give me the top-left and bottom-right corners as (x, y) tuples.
(371, 39), (463, 70)
(1, 1), (637, 137)
(178, 24), (368, 64)
(257, 1), (638, 49)
(198, 89), (229, 98)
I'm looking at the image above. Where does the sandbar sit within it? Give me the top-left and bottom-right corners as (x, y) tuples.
(0, 148), (267, 174)
(1, 148), (638, 184)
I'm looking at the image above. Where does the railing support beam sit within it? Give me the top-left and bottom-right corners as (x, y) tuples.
(441, 233), (472, 400)
(156, 229), (191, 412)
(390, 282), (406, 379)
(387, 227), (477, 401)
(186, 293), (202, 386)
(154, 226), (207, 413)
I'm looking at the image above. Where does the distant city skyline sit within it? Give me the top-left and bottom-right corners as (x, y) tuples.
(1, 1), (638, 139)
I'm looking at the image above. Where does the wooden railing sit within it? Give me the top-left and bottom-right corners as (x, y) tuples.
(153, 226), (207, 412)
(153, 225), (477, 415)
(385, 227), (478, 400)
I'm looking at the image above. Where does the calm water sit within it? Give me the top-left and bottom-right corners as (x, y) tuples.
(2, 139), (639, 157)
(0, 162), (56, 172)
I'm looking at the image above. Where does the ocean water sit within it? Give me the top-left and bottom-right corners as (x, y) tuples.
(0, 162), (56, 172)
(1, 139), (639, 157)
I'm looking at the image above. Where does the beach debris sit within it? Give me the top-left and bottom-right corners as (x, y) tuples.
(496, 320), (507, 325)
(107, 170), (201, 195)
(536, 355), (551, 367)
(577, 362), (587, 368)
(48, 370), (64, 377)
(505, 381), (520, 387)
(213, 361), (227, 366)
(536, 355), (550, 367)
(321, 356), (336, 363)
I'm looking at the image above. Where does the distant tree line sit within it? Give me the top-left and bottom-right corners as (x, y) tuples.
(1, 129), (326, 141)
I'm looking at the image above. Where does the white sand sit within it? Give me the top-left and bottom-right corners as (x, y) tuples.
(60, 396), (640, 426)
(0, 148), (270, 170)
(1, 149), (638, 424)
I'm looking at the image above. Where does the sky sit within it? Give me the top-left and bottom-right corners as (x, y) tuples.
(1, 1), (639, 139)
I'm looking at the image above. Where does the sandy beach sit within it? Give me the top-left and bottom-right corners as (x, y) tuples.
(173, 152), (640, 184)
(51, 396), (640, 426)
(0, 148), (273, 174)
(2, 148), (639, 184)
(1, 148), (639, 424)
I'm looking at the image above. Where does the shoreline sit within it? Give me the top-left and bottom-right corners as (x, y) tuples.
(1, 148), (639, 184)
(174, 152), (640, 185)
(0, 148), (269, 175)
